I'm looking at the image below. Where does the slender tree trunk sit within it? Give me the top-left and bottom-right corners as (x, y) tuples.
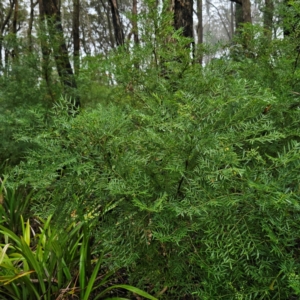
(283, 0), (291, 37)
(28, 0), (38, 52)
(132, 0), (139, 45)
(263, 0), (273, 39)
(38, 0), (55, 103)
(12, 0), (18, 35)
(108, 0), (124, 46)
(106, 6), (115, 48)
(196, 0), (203, 64)
(101, 0), (115, 48)
(73, 0), (80, 75)
(12, 0), (19, 60)
(42, 0), (80, 108)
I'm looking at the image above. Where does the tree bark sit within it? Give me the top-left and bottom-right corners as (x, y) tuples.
(73, 0), (80, 75)
(12, 0), (18, 35)
(196, 0), (203, 64)
(230, 0), (252, 52)
(28, 0), (38, 53)
(174, 0), (193, 39)
(12, 0), (20, 60)
(132, 0), (139, 45)
(38, 0), (55, 103)
(231, 0), (252, 30)
(100, 0), (115, 48)
(263, 0), (273, 39)
(241, 0), (252, 24)
(108, 0), (124, 46)
(42, 0), (80, 108)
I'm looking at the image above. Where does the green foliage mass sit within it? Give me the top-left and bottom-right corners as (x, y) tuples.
(2, 7), (300, 298)
(7, 37), (300, 298)
(0, 184), (157, 300)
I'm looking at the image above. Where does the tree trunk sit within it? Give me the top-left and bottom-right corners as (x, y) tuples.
(241, 0), (252, 24)
(12, 0), (18, 35)
(235, 2), (243, 32)
(0, 1), (14, 70)
(173, 0), (193, 39)
(263, 0), (273, 39)
(108, 0), (124, 46)
(196, 0), (203, 64)
(100, 0), (115, 49)
(132, 0), (139, 45)
(283, 0), (294, 37)
(12, 0), (19, 60)
(231, 0), (252, 53)
(38, 0), (55, 103)
(28, 0), (38, 53)
(73, 0), (80, 75)
(231, 0), (252, 32)
(42, 0), (80, 108)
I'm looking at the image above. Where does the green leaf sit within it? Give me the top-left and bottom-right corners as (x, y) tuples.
(95, 284), (158, 300)
(82, 254), (103, 300)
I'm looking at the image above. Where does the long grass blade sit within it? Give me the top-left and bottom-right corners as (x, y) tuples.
(0, 244), (10, 264)
(19, 237), (46, 294)
(82, 253), (103, 300)
(95, 284), (158, 300)
(79, 226), (88, 299)
(104, 298), (131, 300)
(23, 219), (31, 246)
(2, 270), (35, 285)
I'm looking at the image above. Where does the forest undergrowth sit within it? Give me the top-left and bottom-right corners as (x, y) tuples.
(1, 17), (300, 299)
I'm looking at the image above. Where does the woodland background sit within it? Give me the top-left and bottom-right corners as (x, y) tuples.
(1, 0), (300, 299)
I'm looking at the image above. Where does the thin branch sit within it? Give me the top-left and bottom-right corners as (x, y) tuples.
(1, 0), (15, 34)
(207, 1), (231, 40)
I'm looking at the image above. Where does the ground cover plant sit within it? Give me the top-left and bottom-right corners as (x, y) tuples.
(0, 182), (158, 300)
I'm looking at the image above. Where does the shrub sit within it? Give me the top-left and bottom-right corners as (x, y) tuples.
(9, 52), (300, 298)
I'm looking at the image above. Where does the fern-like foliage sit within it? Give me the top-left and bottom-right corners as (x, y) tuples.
(8, 16), (300, 298)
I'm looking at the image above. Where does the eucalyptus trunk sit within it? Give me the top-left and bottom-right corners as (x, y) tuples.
(173, 0), (193, 39)
(108, 0), (124, 46)
(12, 0), (19, 60)
(73, 0), (80, 75)
(41, 0), (80, 108)
(28, 0), (38, 52)
(241, 0), (252, 24)
(132, 0), (139, 44)
(38, 0), (55, 103)
(232, 0), (252, 31)
(196, 0), (203, 64)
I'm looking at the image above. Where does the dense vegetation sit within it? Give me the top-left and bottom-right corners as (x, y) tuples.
(1, 0), (300, 299)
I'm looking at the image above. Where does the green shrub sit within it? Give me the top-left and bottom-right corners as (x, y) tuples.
(9, 53), (300, 298)
(4, 10), (300, 297)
